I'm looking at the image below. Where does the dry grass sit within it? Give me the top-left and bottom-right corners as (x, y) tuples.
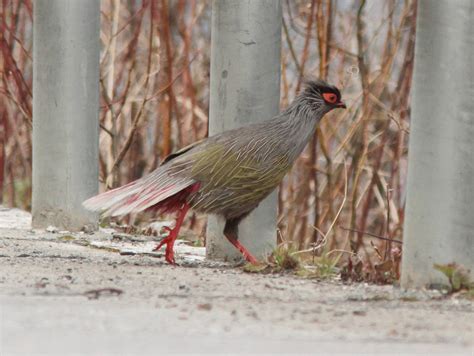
(0, 0), (417, 282)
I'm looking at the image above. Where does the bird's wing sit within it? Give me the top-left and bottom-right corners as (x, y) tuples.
(169, 133), (290, 195)
(161, 139), (205, 165)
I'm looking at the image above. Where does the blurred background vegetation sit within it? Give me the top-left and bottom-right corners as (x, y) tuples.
(0, 0), (416, 281)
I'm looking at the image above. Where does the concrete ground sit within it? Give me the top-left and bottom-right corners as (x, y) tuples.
(0, 208), (473, 355)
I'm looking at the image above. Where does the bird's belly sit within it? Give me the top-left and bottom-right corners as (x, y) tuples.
(183, 152), (291, 219)
(189, 185), (274, 219)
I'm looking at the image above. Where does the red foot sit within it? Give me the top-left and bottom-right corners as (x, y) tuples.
(151, 183), (200, 265)
(227, 239), (259, 265)
(153, 234), (176, 264)
(153, 205), (190, 265)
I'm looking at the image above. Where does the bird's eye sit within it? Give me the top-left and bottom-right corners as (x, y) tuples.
(323, 92), (338, 104)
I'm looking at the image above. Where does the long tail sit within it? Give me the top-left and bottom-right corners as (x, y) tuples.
(83, 166), (197, 217)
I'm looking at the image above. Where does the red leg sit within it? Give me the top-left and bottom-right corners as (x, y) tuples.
(225, 236), (259, 265)
(223, 218), (259, 265)
(153, 203), (190, 264)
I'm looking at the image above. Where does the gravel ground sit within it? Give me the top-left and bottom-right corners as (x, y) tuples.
(0, 208), (473, 355)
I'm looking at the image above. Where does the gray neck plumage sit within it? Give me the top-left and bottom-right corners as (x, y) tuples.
(272, 94), (328, 163)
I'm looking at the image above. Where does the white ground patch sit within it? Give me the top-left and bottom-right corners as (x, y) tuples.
(0, 205), (31, 229)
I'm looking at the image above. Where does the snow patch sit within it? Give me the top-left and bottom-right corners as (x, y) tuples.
(0, 206), (32, 230)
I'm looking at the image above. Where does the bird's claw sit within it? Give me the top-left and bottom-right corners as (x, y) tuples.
(153, 233), (177, 265)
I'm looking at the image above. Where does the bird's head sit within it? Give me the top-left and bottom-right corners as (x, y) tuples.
(300, 79), (346, 115)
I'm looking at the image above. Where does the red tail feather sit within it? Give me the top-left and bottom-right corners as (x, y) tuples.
(82, 166), (199, 217)
(146, 183), (201, 215)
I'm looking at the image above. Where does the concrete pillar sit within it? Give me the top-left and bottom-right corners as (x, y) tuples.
(32, 0), (100, 231)
(401, 0), (474, 288)
(206, 0), (282, 261)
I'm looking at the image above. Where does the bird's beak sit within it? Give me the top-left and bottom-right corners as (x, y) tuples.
(336, 101), (346, 109)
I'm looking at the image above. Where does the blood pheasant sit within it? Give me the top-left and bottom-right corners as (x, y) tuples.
(83, 79), (346, 264)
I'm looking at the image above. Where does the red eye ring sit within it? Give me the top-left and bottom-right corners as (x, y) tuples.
(323, 92), (338, 104)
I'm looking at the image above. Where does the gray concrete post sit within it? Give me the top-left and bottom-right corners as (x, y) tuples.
(401, 0), (474, 288)
(32, 0), (100, 231)
(206, 0), (282, 261)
